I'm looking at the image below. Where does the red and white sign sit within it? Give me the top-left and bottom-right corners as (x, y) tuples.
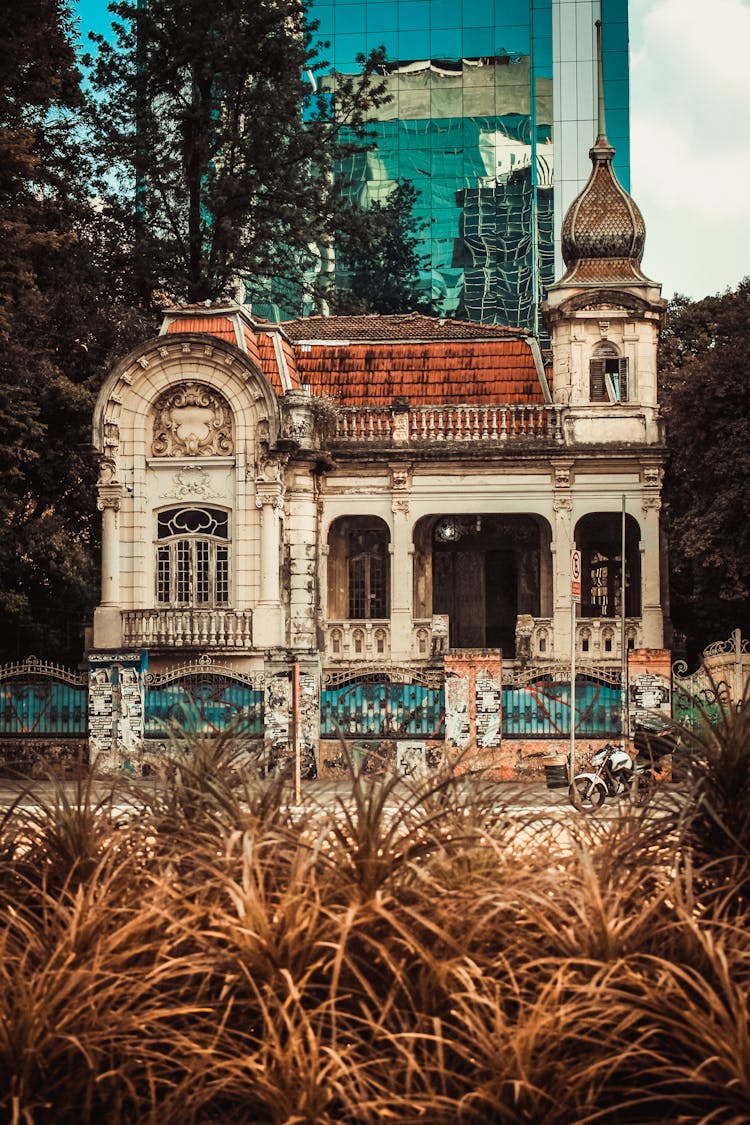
(571, 549), (582, 603)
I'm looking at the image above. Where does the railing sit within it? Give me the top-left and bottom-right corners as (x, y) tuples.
(144, 657), (264, 737)
(325, 621), (391, 661)
(335, 404), (565, 444)
(321, 665), (445, 739)
(122, 609), (253, 649)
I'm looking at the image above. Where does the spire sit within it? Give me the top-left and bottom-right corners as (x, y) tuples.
(557, 19), (652, 287)
(595, 19), (607, 146)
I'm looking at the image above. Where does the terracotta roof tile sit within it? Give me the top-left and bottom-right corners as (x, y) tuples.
(256, 335), (283, 395)
(282, 312), (528, 343)
(296, 340), (547, 406)
(165, 315), (237, 346)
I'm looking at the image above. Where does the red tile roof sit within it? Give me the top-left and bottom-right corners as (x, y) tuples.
(282, 312), (528, 343)
(158, 307), (547, 405)
(296, 340), (545, 406)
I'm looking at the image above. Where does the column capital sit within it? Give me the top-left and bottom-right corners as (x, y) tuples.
(97, 484), (122, 512)
(255, 480), (283, 510)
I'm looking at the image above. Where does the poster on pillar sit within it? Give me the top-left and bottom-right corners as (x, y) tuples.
(88, 651), (148, 765)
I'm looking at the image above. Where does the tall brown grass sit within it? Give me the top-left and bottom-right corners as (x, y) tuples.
(1, 719), (749, 1123)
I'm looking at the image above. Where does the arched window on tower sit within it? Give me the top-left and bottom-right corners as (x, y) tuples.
(589, 342), (628, 403)
(156, 507), (230, 607)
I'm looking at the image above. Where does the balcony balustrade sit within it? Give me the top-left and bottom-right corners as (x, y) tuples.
(122, 608), (253, 650)
(334, 403), (564, 445)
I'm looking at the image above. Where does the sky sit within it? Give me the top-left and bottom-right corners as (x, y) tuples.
(74, 0), (749, 303)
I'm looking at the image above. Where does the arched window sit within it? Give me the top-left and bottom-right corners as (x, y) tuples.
(156, 507), (230, 607)
(327, 517), (391, 620)
(575, 513), (641, 619)
(589, 342), (628, 403)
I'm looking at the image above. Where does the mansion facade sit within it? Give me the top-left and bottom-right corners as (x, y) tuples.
(88, 110), (672, 776)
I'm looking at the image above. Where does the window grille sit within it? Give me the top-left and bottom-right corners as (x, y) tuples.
(155, 507), (230, 607)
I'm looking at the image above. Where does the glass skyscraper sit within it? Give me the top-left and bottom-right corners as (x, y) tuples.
(308, 0), (630, 331)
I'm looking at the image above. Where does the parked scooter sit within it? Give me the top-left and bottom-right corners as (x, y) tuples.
(569, 742), (655, 810)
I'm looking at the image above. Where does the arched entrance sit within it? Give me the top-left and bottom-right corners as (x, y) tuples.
(414, 514), (550, 656)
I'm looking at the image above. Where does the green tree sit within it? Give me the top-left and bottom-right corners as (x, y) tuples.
(0, 0), (151, 660)
(84, 0), (389, 305)
(325, 179), (436, 315)
(659, 280), (750, 659)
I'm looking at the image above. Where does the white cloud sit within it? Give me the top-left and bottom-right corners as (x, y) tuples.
(629, 0), (750, 298)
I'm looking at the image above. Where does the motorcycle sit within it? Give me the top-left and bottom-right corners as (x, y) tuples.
(569, 742), (656, 810)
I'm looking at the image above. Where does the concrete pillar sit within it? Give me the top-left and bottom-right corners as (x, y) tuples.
(551, 493), (575, 659)
(639, 496), (664, 649)
(93, 480), (123, 649)
(389, 465), (413, 661)
(254, 479), (283, 647)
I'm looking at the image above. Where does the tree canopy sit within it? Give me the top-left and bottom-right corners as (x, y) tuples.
(324, 179), (436, 315)
(659, 279), (750, 660)
(0, 0), (151, 660)
(85, 0), (390, 305)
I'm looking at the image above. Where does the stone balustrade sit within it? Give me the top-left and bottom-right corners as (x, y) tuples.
(324, 620), (391, 661)
(335, 404), (565, 444)
(122, 608), (253, 650)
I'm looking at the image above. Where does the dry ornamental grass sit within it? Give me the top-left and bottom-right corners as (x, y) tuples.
(1, 705), (750, 1124)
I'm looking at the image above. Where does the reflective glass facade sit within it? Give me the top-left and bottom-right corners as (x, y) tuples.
(311, 0), (630, 330)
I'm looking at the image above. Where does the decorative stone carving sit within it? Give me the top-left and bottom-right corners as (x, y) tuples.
(255, 481), (283, 509)
(390, 466), (411, 490)
(97, 458), (119, 486)
(642, 465), (664, 487)
(97, 485), (122, 511)
(642, 495), (662, 512)
(392, 497), (410, 516)
(553, 465), (572, 489)
(553, 496), (573, 513)
(151, 382), (234, 457)
(159, 465), (223, 501)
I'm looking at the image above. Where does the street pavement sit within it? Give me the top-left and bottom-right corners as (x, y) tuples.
(0, 775), (683, 816)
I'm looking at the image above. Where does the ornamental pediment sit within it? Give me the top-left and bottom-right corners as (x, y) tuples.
(151, 382), (234, 457)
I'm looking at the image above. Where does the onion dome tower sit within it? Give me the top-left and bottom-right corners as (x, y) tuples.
(558, 22), (651, 288)
(543, 20), (666, 426)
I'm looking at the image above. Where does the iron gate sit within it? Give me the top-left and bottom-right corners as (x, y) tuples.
(144, 658), (265, 737)
(0, 657), (88, 737)
(320, 666), (445, 739)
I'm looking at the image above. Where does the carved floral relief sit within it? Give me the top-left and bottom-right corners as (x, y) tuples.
(151, 382), (234, 457)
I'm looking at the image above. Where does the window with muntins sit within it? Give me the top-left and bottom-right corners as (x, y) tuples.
(156, 507), (230, 607)
(590, 344), (629, 403)
(347, 528), (388, 619)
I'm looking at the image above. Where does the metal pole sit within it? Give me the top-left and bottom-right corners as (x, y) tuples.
(529, 0), (539, 338)
(621, 495), (628, 750)
(570, 590), (576, 782)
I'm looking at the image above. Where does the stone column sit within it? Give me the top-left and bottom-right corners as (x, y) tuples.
(389, 465), (413, 661)
(639, 494), (664, 649)
(254, 478), (284, 647)
(551, 476), (575, 660)
(93, 474), (124, 649)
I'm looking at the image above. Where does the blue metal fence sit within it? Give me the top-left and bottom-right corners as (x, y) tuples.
(0, 659), (88, 737)
(320, 671), (445, 739)
(502, 674), (623, 738)
(144, 668), (264, 737)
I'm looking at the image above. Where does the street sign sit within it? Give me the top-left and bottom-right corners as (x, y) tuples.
(571, 549), (581, 603)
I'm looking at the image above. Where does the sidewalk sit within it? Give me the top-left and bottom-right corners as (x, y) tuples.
(0, 775), (572, 813)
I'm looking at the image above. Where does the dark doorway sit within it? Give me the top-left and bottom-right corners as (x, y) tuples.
(431, 515), (539, 656)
